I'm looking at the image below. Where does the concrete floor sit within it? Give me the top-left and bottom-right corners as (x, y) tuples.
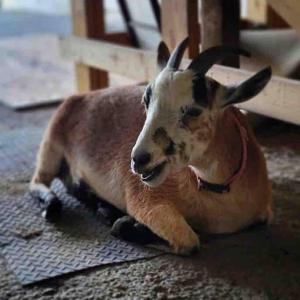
(0, 104), (299, 300)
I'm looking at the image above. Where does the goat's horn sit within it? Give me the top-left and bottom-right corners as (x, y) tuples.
(167, 37), (189, 70)
(187, 46), (250, 74)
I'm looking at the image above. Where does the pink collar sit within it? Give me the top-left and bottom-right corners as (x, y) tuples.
(190, 112), (248, 194)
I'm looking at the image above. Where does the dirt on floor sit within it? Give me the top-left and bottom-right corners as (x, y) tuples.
(0, 104), (299, 300)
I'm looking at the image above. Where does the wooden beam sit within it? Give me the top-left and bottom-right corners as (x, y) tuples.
(246, 1), (289, 28)
(161, 0), (200, 58)
(201, 0), (240, 67)
(267, 0), (300, 35)
(267, 5), (290, 28)
(246, 0), (267, 24)
(60, 36), (156, 81)
(60, 36), (300, 125)
(207, 66), (300, 125)
(71, 0), (108, 92)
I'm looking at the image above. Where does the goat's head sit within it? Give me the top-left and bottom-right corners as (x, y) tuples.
(131, 38), (271, 187)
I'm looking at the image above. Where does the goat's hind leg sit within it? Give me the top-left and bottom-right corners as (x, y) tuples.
(111, 215), (164, 245)
(70, 180), (125, 225)
(30, 139), (63, 221)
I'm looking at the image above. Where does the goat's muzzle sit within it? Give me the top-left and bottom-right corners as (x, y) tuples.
(131, 151), (151, 173)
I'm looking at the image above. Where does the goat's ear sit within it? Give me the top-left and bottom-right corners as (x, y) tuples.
(157, 41), (170, 70)
(222, 67), (272, 107)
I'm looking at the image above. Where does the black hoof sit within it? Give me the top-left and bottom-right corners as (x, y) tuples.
(111, 216), (135, 239)
(96, 203), (124, 226)
(111, 216), (163, 245)
(32, 191), (62, 222)
(41, 197), (62, 222)
(181, 245), (199, 256)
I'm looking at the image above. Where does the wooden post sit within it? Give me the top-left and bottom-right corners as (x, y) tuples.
(71, 0), (108, 92)
(161, 0), (200, 58)
(201, 0), (240, 67)
(201, 0), (223, 49)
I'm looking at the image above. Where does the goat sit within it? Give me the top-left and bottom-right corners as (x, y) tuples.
(30, 38), (273, 255)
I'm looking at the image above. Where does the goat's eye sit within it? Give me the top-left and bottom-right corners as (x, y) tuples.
(143, 85), (152, 108)
(182, 107), (202, 118)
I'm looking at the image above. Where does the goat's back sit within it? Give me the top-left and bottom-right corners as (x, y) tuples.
(45, 85), (146, 209)
(54, 84), (145, 155)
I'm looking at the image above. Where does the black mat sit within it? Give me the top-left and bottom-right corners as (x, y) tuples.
(0, 127), (161, 285)
(0, 180), (161, 285)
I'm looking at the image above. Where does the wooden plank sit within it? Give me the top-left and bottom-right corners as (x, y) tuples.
(207, 65), (300, 125)
(60, 36), (300, 125)
(201, 0), (240, 67)
(246, 0), (267, 24)
(267, 5), (290, 28)
(267, 0), (300, 35)
(246, 0), (289, 28)
(60, 36), (156, 81)
(0, 97), (63, 111)
(71, 0), (108, 92)
(161, 0), (199, 58)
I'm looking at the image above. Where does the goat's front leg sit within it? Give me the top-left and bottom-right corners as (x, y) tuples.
(127, 197), (200, 255)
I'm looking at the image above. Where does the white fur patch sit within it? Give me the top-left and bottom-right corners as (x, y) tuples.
(132, 68), (217, 186)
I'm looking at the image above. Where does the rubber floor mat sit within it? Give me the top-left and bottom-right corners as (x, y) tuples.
(0, 180), (161, 285)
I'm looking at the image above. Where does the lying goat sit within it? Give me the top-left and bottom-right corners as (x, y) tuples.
(30, 38), (273, 255)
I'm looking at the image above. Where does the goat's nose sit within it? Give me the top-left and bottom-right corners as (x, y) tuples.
(132, 151), (151, 170)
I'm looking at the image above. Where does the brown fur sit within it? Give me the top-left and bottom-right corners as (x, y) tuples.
(30, 85), (273, 255)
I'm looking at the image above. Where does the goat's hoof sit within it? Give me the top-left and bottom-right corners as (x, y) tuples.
(96, 203), (124, 226)
(177, 244), (199, 256)
(41, 198), (62, 221)
(97, 206), (116, 226)
(111, 216), (160, 245)
(34, 192), (62, 222)
(111, 216), (135, 238)
(173, 232), (200, 256)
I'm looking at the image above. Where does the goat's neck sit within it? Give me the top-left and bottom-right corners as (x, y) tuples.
(190, 108), (243, 184)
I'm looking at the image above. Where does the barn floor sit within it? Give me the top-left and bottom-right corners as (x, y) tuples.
(0, 103), (299, 300)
